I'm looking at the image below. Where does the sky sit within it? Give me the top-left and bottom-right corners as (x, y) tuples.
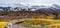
(0, 0), (60, 5)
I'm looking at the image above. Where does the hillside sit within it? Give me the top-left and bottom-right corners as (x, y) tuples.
(0, 11), (60, 22)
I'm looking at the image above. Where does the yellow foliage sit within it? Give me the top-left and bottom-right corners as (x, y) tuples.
(0, 22), (8, 28)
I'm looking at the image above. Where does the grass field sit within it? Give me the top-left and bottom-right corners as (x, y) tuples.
(0, 18), (60, 28)
(15, 18), (60, 28)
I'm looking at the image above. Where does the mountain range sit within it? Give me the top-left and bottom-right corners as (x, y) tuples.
(0, 4), (60, 13)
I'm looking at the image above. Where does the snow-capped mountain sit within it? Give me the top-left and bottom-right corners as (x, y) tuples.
(0, 4), (60, 13)
(36, 4), (60, 13)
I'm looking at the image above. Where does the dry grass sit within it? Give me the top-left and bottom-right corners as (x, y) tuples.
(0, 17), (60, 28)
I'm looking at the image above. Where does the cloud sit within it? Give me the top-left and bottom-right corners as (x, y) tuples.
(0, 0), (60, 5)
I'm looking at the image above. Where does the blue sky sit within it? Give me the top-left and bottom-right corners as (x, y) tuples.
(0, 0), (60, 5)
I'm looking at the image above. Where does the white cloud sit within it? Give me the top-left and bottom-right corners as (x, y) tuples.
(0, 0), (60, 5)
